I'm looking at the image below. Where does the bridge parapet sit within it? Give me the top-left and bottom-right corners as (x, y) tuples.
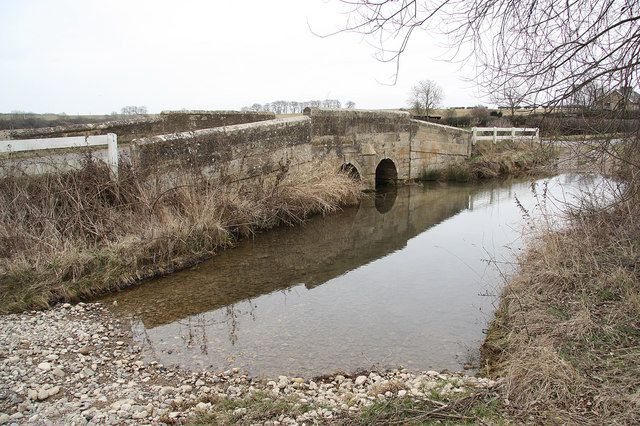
(0, 110), (275, 144)
(132, 116), (311, 180)
(409, 120), (472, 179)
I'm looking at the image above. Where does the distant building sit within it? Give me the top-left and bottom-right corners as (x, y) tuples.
(597, 86), (640, 111)
(412, 114), (442, 121)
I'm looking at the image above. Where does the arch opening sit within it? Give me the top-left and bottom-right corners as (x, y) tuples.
(339, 163), (361, 180)
(375, 159), (398, 187)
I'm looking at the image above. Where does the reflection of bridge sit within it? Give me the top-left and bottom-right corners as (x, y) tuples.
(102, 181), (514, 329)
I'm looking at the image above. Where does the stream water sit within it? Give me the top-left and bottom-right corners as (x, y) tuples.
(100, 174), (603, 378)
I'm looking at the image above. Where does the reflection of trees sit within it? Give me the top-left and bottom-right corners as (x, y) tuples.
(177, 300), (258, 351)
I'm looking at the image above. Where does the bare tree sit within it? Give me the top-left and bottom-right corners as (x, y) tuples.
(568, 82), (606, 111)
(329, 0), (639, 109)
(470, 105), (490, 126)
(242, 99), (354, 112)
(408, 79), (443, 115)
(492, 84), (527, 119)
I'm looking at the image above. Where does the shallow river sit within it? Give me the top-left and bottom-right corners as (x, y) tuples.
(100, 174), (602, 378)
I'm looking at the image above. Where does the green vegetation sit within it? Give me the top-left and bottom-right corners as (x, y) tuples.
(0, 159), (362, 313)
(338, 390), (503, 425)
(186, 391), (317, 425)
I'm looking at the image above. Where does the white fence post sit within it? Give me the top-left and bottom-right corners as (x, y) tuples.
(106, 133), (118, 178)
(0, 134), (119, 180)
(468, 127), (540, 144)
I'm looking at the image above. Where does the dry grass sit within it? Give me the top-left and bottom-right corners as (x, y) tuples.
(420, 140), (558, 182)
(482, 153), (640, 424)
(0, 157), (363, 313)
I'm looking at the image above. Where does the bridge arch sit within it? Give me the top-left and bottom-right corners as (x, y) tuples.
(375, 158), (398, 187)
(339, 162), (361, 180)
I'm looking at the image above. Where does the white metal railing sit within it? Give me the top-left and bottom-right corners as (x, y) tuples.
(471, 127), (539, 145)
(0, 133), (118, 177)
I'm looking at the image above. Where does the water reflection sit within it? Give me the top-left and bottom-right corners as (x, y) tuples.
(374, 185), (398, 214)
(100, 175), (596, 377)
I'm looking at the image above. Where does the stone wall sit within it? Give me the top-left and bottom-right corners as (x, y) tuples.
(2, 108), (473, 188)
(306, 108), (413, 188)
(132, 117), (311, 180)
(0, 111), (275, 144)
(409, 120), (471, 179)
(130, 108), (472, 188)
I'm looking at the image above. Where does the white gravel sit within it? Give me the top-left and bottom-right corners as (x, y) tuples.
(0, 303), (499, 425)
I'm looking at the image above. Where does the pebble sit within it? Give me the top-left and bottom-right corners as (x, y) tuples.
(37, 362), (51, 372)
(0, 303), (500, 425)
(354, 375), (367, 386)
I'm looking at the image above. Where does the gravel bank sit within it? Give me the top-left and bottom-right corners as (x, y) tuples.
(0, 304), (498, 425)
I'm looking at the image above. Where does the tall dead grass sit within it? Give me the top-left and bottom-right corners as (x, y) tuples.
(0, 157), (363, 313)
(420, 140), (558, 182)
(483, 144), (640, 424)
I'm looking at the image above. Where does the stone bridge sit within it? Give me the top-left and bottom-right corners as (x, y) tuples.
(133, 109), (471, 189)
(2, 109), (471, 188)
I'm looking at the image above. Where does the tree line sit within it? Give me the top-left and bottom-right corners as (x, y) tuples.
(241, 99), (356, 114)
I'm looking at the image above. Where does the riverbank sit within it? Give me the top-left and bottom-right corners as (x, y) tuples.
(0, 303), (499, 425)
(419, 140), (558, 182)
(481, 175), (640, 424)
(0, 161), (363, 314)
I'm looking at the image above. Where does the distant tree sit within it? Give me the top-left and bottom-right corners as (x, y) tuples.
(470, 106), (490, 126)
(568, 82), (606, 111)
(120, 105), (148, 115)
(242, 98), (357, 112)
(408, 80), (443, 116)
(492, 85), (527, 119)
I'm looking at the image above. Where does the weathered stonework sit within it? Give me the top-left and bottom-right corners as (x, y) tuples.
(0, 111), (275, 144)
(306, 108), (413, 188)
(131, 109), (472, 189)
(409, 120), (472, 179)
(3, 109), (471, 189)
(133, 117), (312, 180)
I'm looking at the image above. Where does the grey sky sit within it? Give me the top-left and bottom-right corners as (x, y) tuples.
(0, 0), (487, 114)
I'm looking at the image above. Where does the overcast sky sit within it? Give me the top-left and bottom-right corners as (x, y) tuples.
(0, 0), (488, 114)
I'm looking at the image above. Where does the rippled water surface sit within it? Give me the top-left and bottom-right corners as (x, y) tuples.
(100, 174), (602, 377)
